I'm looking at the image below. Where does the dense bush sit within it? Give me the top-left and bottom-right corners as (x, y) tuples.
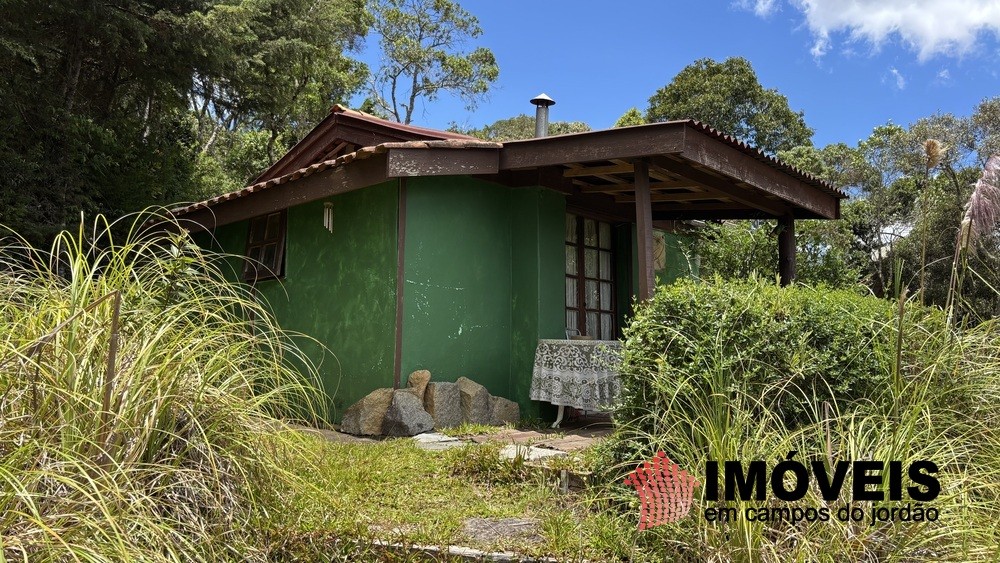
(616, 277), (943, 433)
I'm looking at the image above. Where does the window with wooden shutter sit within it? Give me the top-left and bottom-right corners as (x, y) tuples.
(243, 211), (286, 282)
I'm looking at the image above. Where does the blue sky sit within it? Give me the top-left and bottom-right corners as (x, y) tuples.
(349, 1), (1000, 149)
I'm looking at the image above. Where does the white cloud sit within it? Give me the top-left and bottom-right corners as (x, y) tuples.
(736, 0), (780, 17)
(888, 67), (907, 89)
(936, 68), (952, 83)
(785, 0), (1000, 60)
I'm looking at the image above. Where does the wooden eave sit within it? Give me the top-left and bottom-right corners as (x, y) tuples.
(496, 122), (843, 221)
(169, 120), (844, 232)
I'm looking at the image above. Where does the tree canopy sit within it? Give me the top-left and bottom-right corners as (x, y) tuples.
(0, 0), (369, 245)
(646, 57), (813, 154)
(453, 114), (590, 141)
(367, 0), (499, 124)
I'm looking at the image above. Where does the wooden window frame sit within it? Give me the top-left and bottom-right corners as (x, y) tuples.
(565, 213), (618, 340)
(243, 210), (287, 282)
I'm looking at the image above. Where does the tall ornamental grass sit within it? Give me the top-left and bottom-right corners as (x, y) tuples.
(0, 213), (327, 561)
(597, 278), (1000, 561)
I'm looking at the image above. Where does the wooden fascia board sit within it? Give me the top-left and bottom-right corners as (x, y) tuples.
(680, 126), (839, 219)
(385, 146), (500, 177)
(177, 154), (388, 232)
(499, 124), (686, 170)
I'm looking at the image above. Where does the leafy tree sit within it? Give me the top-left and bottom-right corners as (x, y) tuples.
(0, 0), (369, 243)
(613, 107), (645, 128)
(367, 0), (499, 124)
(646, 57), (813, 154)
(697, 220), (861, 288)
(454, 114), (590, 141)
(189, 0), (369, 161)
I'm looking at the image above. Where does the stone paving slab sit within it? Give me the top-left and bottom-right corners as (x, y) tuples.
(412, 432), (468, 451)
(537, 435), (598, 452)
(499, 444), (566, 462)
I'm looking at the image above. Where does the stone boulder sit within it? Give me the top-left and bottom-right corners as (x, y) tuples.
(457, 377), (491, 425)
(424, 382), (462, 429)
(339, 388), (393, 436)
(407, 369), (432, 403)
(490, 396), (520, 426)
(382, 389), (435, 437)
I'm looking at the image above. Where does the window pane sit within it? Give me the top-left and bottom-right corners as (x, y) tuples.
(565, 245), (577, 275)
(248, 217), (266, 243)
(261, 244), (277, 271)
(601, 314), (613, 339)
(600, 282), (611, 310)
(584, 249), (597, 278)
(584, 219), (597, 246)
(585, 280), (598, 308)
(247, 245), (262, 262)
(599, 251), (612, 280)
(586, 312), (597, 338)
(566, 310), (578, 332)
(565, 214), (577, 242)
(264, 213), (280, 240)
(599, 222), (611, 249)
(565, 278), (577, 307)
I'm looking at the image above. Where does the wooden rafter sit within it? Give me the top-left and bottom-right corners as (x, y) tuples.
(578, 180), (697, 194)
(616, 192), (724, 203)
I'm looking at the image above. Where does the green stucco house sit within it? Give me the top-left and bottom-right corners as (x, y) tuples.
(173, 105), (844, 422)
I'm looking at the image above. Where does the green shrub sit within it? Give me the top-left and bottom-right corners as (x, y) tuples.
(616, 277), (944, 434)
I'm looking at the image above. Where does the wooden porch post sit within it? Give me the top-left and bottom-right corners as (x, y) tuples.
(634, 159), (655, 300)
(778, 215), (796, 286)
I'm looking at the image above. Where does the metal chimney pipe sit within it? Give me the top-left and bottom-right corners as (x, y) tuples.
(530, 93), (555, 137)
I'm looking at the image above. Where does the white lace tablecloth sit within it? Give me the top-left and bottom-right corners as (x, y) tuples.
(529, 339), (623, 411)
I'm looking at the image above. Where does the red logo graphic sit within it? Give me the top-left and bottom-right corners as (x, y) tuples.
(624, 451), (700, 529)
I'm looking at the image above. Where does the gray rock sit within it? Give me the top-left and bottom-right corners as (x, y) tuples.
(424, 382), (462, 429)
(490, 396), (520, 426)
(457, 377), (491, 425)
(407, 369), (432, 403)
(382, 389), (435, 437)
(339, 388), (393, 436)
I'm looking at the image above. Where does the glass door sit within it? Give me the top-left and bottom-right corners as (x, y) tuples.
(565, 213), (617, 340)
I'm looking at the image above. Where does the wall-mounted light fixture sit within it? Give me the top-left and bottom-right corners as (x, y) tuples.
(323, 202), (334, 233)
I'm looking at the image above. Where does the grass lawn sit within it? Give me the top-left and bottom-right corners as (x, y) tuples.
(266, 433), (654, 561)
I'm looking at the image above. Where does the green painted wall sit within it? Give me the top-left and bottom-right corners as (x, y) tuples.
(200, 181), (399, 421)
(400, 176), (514, 398)
(400, 179), (565, 416)
(509, 188), (565, 419)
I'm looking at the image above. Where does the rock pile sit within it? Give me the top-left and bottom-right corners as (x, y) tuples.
(339, 371), (520, 437)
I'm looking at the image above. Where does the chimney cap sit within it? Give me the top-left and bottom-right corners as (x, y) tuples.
(530, 93), (555, 107)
